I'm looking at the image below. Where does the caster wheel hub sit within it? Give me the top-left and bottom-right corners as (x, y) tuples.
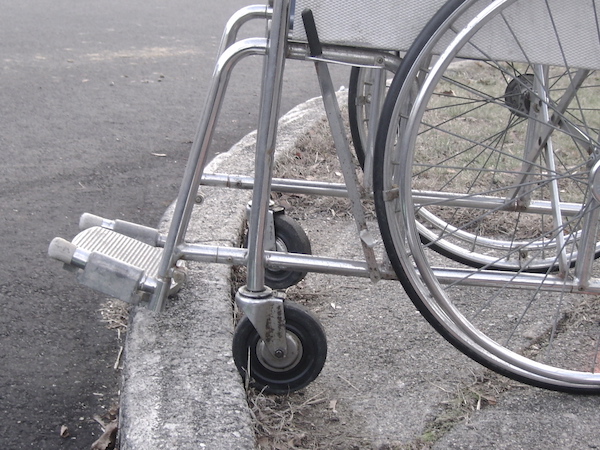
(256, 332), (303, 372)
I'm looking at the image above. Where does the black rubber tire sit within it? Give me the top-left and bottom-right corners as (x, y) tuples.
(232, 301), (327, 394)
(264, 213), (312, 290)
(348, 66), (367, 169)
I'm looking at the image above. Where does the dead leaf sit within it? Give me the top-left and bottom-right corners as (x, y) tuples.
(328, 399), (338, 414)
(60, 425), (69, 438)
(91, 420), (118, 450)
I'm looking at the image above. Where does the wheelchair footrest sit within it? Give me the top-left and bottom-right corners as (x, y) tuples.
(49, 226), (167, 304)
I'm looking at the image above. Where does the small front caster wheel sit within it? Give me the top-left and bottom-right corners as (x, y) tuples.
(265, 213), (312, 290)
(232, 301), (327, 394)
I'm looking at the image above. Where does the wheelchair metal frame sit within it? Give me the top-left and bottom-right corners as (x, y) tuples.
(49, 0), (600, 391)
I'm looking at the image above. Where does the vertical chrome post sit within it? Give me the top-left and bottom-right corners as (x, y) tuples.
(575, 159), (600, 289)
(233, 0), (291, 358)
(362, 68), (386, 194)
(534, 65), (569, 275)
(245, 0), (291, 292)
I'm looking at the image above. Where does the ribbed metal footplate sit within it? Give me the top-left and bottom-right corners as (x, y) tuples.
(73, 226), (163, 278)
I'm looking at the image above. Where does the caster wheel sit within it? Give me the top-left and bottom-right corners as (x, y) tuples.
(264, 213), (312, 290)
(232, 301), (327, 394)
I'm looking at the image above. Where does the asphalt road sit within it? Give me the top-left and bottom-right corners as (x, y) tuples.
(0, 1), (348, 447)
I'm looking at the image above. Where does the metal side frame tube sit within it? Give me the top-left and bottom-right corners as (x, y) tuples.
(234, 0), (292, 358)
(148, 38), (267, 311)
(218, 4), (272, 56)
(313, 59), (382, 282)
(176, 242), (600, 294)
(300, 7), (382, 282)
(245, 0), (291, 293)
(201, 173), (349, 197)
(287, 42), (400, 71)
(180, 243), (397, 279)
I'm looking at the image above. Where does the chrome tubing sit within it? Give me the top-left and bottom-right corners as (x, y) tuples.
(245, 0), (292, 293)
(148, 38), (268, 311)
(179, 243), (397, 279)
(201, 173), (350, 197)
(218, 4), (272, 56)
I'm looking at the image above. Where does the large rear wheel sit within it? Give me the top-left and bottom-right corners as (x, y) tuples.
(375, 0), (600, 392)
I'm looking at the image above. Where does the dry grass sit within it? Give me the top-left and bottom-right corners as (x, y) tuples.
(236, 83), (537, 448)
(99, 299), (130, 339)
(96, 300), (128, 449)
(272, 112), (374, 220)
(245, 368), (521, 450)
(247, 388), (331, 449)
(415, 371), (521, 448)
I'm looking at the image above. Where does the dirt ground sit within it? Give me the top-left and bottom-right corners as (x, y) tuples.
(234, 113), (513, 449)
(111, 92), (600, 449)
(237, 214), (519, 450)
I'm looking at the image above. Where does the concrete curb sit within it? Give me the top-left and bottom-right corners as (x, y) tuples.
(117, 87), (600, 449)
(119, 94), (336, 449)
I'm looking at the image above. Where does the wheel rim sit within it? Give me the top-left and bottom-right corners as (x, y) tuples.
(256, 332), (303, 372)
(377, 0), (600, 390)
(247, 321), (315, 388)
(266, 237), (289, 275)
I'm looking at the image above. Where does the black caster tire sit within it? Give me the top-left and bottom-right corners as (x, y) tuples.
(232, 301), (327, 394)
(264, 213), (312, 290)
